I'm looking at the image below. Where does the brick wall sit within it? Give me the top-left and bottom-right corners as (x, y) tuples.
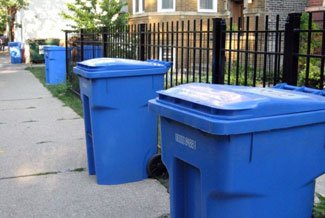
(128, 0), (308, 29)
(307, 0), (323, 7)
(128, 0), (224, 25)
(266, 0), (307, 28)
(245, 0), (265, 15)
(128, 14), (217, 25)
(128, 0), (225, 14)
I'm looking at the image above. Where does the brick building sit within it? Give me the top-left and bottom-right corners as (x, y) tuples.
(128, 0), (308, 28)
(128, 0), (220, 24)
(306, 0), (325, 11)
(305, 0), (325, 25)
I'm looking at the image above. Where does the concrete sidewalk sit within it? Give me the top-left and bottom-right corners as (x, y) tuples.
(0, 53), (170, 218)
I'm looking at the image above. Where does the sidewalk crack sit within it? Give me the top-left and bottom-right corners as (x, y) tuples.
(0, 97), (43, 102)
(0, 168), (86, 181)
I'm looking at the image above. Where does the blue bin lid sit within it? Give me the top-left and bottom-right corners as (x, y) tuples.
(8, 42), (21, 47)
(43, 45), (65, 51)
(73, 58), (170, 78)
(149, 83), (325, 135)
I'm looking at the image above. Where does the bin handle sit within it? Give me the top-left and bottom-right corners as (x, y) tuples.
(146, 59), (173, 70)
(274, 83), (324, 96)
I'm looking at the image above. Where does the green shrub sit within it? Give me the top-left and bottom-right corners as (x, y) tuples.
(298, 62), (325, 89)
(314, 193), (325, 218)
(299, 13), (321, 56)
(298, 13), (323, 89)
(225, 63), (274, 86)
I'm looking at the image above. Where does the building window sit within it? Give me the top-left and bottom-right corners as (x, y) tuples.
(158, 0), (175, 12)
(133, 0), (144, 14)
(198, 0), (217, 12)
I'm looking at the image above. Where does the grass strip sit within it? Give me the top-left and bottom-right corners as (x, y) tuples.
(26, 67), (83, 117)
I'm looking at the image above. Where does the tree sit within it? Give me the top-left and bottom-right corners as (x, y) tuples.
(0, 8), (6, 35)
(0, 0), (29, 41)
(61, 0), (128, 31)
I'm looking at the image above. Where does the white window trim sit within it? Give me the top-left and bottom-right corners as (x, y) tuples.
(133, 0), (144, 14)
(157, 0), (176, 12)
(198, 0), (217, 13)
(159, 47), (176, 70)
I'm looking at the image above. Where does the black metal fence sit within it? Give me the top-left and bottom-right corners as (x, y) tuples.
(64, 11), (325, 95)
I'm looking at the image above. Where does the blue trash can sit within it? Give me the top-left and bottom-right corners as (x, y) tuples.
(81, 45), (103, 61)
(8, 42), (22, 64)
(43, 46), (67, 84)
(148, 83), (325, 218)
(73, 58), (171, 185)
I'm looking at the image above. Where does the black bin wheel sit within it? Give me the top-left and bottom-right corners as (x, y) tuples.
(147, 154), (168, 179)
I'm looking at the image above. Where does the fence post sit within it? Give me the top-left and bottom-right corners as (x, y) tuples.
(139, 23), (146, 61)
(283, 13), (301, 85)
(65, 31), (69, 81)
(80, 29), (85, 61)
(212, 18), (226, 84)
(102, 27), (108, 57)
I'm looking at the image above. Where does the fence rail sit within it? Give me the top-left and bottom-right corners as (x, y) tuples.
(64, 11), (325, 95)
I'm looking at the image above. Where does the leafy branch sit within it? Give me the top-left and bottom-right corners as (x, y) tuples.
(61, 0), (128, 31)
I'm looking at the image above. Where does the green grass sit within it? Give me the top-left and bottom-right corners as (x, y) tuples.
(26, 67), (83, 117)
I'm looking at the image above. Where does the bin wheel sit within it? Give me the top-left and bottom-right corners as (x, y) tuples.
(147, 154), (168, 179)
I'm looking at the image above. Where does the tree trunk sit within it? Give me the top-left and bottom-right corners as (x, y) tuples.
(7, 6), (17, 42)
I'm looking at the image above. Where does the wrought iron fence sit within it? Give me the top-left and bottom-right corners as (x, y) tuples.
(224, 15), (285, 87)
(64, 11), (325, 95)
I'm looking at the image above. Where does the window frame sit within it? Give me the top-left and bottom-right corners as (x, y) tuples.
(157, 0), (176, 12)
(133, 0), (144, 14)
(198, 0), (217, 13)
(158, 46), (176, 69)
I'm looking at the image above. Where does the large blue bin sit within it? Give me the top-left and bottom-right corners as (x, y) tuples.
(73, 58), (171, 185)
(43, 46), (67, 84)
(9, 42), (22, 64)
(148, 83), (325, 218)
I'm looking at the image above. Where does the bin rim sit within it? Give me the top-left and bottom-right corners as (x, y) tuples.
(43, 45), (66, 51)
(149, 83), (325, 135)
(73, 58), (171, 79)
(149, 98), (325, 135)
(8, 42), (22, 47)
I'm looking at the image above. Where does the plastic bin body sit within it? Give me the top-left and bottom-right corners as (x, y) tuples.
(73, 58), (170, 185)
(149, 83), (325, 218)
(44, 46), (67, 84)
(9, 42), (22, 64)
(80, 45), (103, 61)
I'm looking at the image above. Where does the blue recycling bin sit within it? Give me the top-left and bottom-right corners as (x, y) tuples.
(9, 42), (22, 64)
(43, 46), (68, 84)
(81, 45), (103, 61)
(148, 83), (325, 218)
(73, 58), (171, 185)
